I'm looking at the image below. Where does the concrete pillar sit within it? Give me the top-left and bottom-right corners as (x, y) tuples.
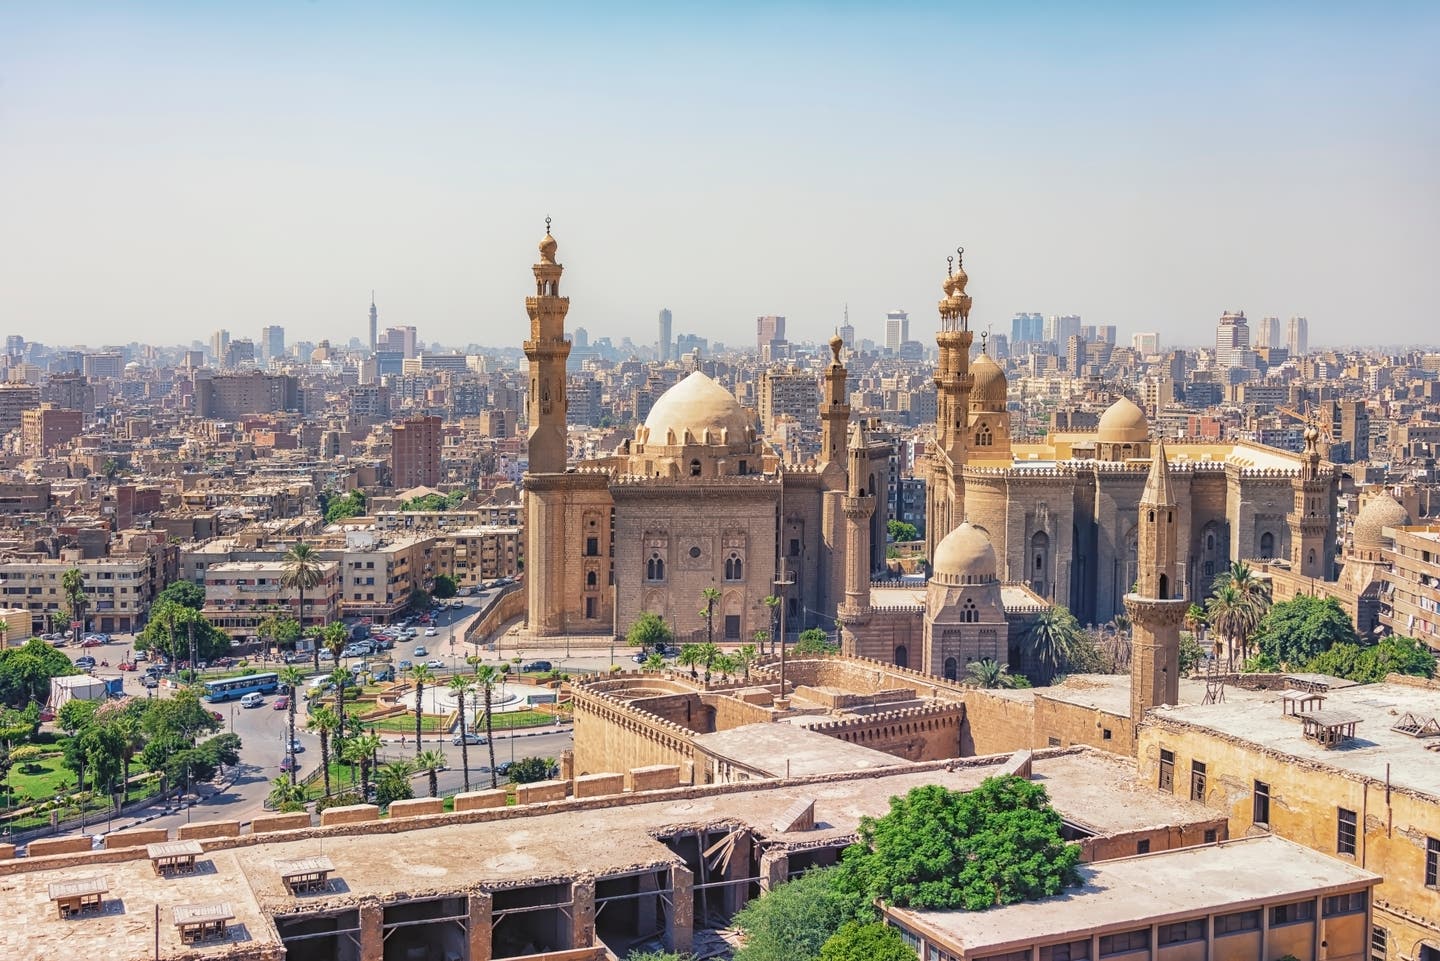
(759, 850), (789, 894)
(571, 878), (595, 952)
(468, 891), (492, 961)
(359, 903), (384, 961)
(668, 864), (693, 956)
(636, 870), (659, 938)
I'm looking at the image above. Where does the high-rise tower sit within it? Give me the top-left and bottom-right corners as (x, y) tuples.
(524, 220), (571, 474)
(1125, 438), (1188, 722)
(658, 308), (673, 363)
(368, 293), (378, 353)
(818, 334), (850, 467)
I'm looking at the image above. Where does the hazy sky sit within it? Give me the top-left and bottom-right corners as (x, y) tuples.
(3, 2), (1438, 352)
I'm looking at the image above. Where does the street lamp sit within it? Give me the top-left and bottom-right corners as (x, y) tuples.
(774, 559), (794, 706)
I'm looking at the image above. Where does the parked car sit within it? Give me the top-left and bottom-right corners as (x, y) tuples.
(75, 655), (96, 669)
(140, 675), (159, 689)
(133, 650), (149, 661)
(424, 627), (438, 637)
(118, 661), (137, 671)
(273, 696), (290, 711)
(425, 659), (444, 669)
(287, 738), (304, 753)
(80, 637), (104, 648)
(522, 660), (553, 673)
(279, 756), (297, 772)
(412, 646), (428, 658)
(318, 650), (334, 662)
(451, 732), (487, 746)
(398, 659), (412, 671)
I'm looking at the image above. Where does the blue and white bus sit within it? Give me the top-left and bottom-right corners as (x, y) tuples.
(202, 672), (281, 703)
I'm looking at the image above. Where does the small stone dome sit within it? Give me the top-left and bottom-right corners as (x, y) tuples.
(1097, 396), (1149, 444)
(931, 521), (997, 586)
(1353, 492), (1409, 553)
(642, 371), (752, 446)
(970, 351), (1008, 411)
(538, 231), (558, 262)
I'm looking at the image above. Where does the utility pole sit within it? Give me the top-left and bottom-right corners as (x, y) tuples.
(774, 559), (794, 708)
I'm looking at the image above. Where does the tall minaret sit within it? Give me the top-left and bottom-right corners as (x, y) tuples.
(819, 333), (851, 467)
(839, 421), (875, 639)
(1125, 437), (1188, 722)
(926, 249), (975, 563)
(1289, 424), (1332, 580)
(524, 218), (571, 474)
(368, 292), (378, 353)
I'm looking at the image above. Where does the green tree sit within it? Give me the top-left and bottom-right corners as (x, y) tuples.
(305, 705), (340, 797)
(821, 921), (915, 961)
(625, 612), (673, 654)
(61, 568), (88, 635)
(407, 588), (432, 612)
(279, 667), (305, 784)
(415, 748), (446, 798)
(139, 599), (231, 663)
(1253, 595), (1357, 667)
(625, 952), (695, 961)
(795, 628), (839, 654)
(344, 732), (383, 799)
(323, 489), (368, 524)
(643, 652), (666, 671)
(448, 674), (476, 791)
(267, 775), (307, 813)
(408, 664), (435, 756)
(471, 662), (502, 788)
(699, 586), (722, 651)
(964, 658), (1018, 689)
(886, 520), (918, 543)
(156, 580), (206, 610)
(431, 574), (458, 599)
(375, 759), (415, 808)
(732, 868), (854, 961)
(1179, 632), (1206, 675)
(737, 642), (758, 680)
(1204, 562), (1270, 667)
(0, 639), (78, 708)
(836, 776), (1081, 912)
(1307, 635), (1436, 683)
(507, 755), (555, 784)
(1022, 606), (1083, 682)
(281, 543), (326, 670)
(328, 665), (353, 746)
(677, 643), (702, 679)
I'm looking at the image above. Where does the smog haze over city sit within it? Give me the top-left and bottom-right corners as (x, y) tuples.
(3, 2), (1438, 350)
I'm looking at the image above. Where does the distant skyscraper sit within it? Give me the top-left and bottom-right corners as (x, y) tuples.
(1255, 315), (1282, 349)
(1133, 331), (1160, 355)
(391, 414), (442, 488)
(210, 329), (230, 366)
(573, 326), (589, 350)
(368, 293), (378, 353)
(838, 305), (855, 350)
(658, 308), (673, 362)
(756, 315), (785, 354)
(884, 309), (909, 353)
(1214, 310), (1250, 368)
(381, 326), (418, 359)
(261, 325), (285, 364)
(1045, 314), (1081, 347)
(1094, 325), (1116, 346)
(1011, 312), (1044, 343)
(1287, 316), (1309, 357)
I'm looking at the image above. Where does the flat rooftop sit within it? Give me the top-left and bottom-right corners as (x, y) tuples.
(693, 723), (908, 778)
(893, 835), (1378, 955)
(1155, 678), (1440, 798)
(0, 748), (1219, 957)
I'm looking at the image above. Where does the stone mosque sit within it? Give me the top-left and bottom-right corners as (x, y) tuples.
(521, 226), (1340, 680)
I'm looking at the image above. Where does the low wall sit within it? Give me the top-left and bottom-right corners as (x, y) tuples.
(515, 780), (568, 805)
(104, 827), (170, 849)
(626, 765), (679, 793)
(454, 790), (508, 812)
(26, 836), (92, 857)
(320, 804), (380, 827)
(389, 798), (445, 819)
(573, 773), (625, 799)
(251, 811), (313, 834)
(177, 819), (240, 841)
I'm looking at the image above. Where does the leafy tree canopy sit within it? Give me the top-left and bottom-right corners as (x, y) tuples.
(732, 868), (856, 961)
(400, 491), (467, 512)
(506, 755), (557, 784)
(323, 488), (368, 524)
(625, 612), (674, 652)
(836, 776), (1081, 912)
(137, 599), (231, 661)
(0, 639), (78, 708)
(1306, 635), (1436, 684)
(431, 574), (458, 599)
(886, 520), (918, 543)
(794, 628), (839, 654)
(820, 921), (916, 961)
(1254, 596), (1358, 667)
(156, 580), (206, 610)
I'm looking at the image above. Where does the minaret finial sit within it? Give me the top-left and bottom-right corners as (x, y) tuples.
(545, 215), (552, 235)
(946, 255), (953, 276)
(956, 246), (965, 267)
(981, 330), (988, 354)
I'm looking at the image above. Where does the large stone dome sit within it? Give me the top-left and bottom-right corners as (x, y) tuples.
(1353, 492), (1409, 553)
(642, 371), (752, 446)
(931, 521), (998, 586)
(970, 351), (1008, 411)
(1097, 396), (1149, 444)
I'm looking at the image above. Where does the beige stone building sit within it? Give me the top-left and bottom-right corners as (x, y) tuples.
(202, 559), (340, 638)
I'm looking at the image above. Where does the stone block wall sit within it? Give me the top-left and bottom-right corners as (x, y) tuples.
(454, 789), (508, 812)
(573, 773), (625, 798)
(26, 836), (92, 857)
(389, 797), (444, 819)
(1033, 694), (1134, 756)
(250, 811), (313, 834)
(320, 803), (380, 826)
(516, 780), (568, 804)
(177, 819), (240, 840)
(103, 827), (170, 849)
(626, 765), (680, 793)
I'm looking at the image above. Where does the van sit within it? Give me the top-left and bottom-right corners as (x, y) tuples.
(240, 692), (265, 708)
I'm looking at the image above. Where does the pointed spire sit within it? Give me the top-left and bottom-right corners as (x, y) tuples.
(1141, 435), (1174, 506)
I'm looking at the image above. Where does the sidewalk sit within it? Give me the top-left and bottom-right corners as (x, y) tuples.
(373, 722), (569, 745)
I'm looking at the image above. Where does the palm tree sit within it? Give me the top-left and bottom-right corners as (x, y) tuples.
(305, 705), (340, 797)
(965, 658), (1018, 689)
(1209, 561), (1271, 665)
(677, 643), (702, 680)
(695, 642), (720, 684)
(111, 714), (143, 803)
(1206, 582), (1267, 670)
(762, 595), (782, 655)
(408, 663), (435, 756)
(61, 568), (88, 635)
(416, 749), (446, 798)
(344, 732), (382, 799)
(267, 775), (307, 813)
(281, 543), (325, 671)
(736, 643), (757, 681)
(375, 760), (414, 807)
(278, 667), (305, 783)
(699, 586), (722, 649)
(712, 653), (739, 683)
(447, 674), (475, 792)
(1024, 606), (1083, 683)
(1184, 603), (1208, 640)
(643, 652), (666, 671)
(473, 663), (501, 789)
(328, 666), (352, 745)
(321, 622), (349, 663)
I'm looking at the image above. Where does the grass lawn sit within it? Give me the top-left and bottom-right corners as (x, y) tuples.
(6, 752), (72, 803)
(366, 713), (449, 734)
(473, 710), (565, 731)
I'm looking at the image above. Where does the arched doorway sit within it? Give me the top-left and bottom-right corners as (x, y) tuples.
(894, 645), (908, 669)
(1031, 531), (1050, 597)
(943, 657), (958, 681)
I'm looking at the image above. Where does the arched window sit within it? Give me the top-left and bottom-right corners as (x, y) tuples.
(724, 553), (744, 581)
(1158, 573), (1168, 600)
(1260, 532), (1274, 558)
(894, 645), (908, 668)
(646, 553), (665, 581)
(1148, 510), (1155, 523)
(1207, 534), (1215, 551)
(943, 657), (958, 681)
(689, 459), (702, 477)
(586, 570), (597, 589)
(975, 423), (992, 447)
(962, 599), (978, 623)
(1308, 548), (1317, 566)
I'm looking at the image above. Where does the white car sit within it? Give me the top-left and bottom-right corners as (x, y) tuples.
(451, 732), (487, 746)
(424, 627), (437, 637)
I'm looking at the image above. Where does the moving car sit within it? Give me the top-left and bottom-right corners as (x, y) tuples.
(522, 660), (553, 673)
(287, 738), (304, 753)
(412, 646), (428, 657)
(272, 696), (290, 711)
(280, 756), (297, 772)
(451, 732), (487, 746)
(424, 627), (438, 637)
(240, 692), (265, 708)
(425, 659), (444, 669)
(75, 655), (96, 669)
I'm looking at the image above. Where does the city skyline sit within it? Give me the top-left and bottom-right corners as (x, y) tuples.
(2, 3), (1438, 349)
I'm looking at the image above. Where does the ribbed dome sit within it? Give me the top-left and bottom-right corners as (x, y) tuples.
(642, 371), (752, 446)
(931, 522), (997, 586)
(1097, 396), (1149, 444)
(1354, 493), (1409, 552)
(970, 352), (1008, 411)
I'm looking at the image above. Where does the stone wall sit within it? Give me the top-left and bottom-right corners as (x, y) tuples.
(1033, 694), (1135, 756)
(958, 689), (1037, 757)
(572, 676), (699, 779)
